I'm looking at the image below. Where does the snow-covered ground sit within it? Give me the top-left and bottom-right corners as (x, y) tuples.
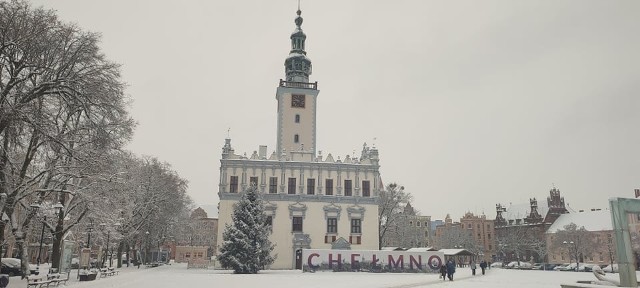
(5, 264), (632, 288)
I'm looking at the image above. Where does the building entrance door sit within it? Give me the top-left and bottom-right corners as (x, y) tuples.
(295, 249), (302, 269)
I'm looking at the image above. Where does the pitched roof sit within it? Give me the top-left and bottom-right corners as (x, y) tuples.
(546, 210), (612, 233)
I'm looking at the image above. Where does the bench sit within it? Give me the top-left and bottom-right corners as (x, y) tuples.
(99, 267), (119, 277)
(47, 273), (69, 286)
(26, 276), (52, 288)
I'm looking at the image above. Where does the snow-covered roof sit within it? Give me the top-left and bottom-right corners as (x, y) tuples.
(380, 247), (406, 251)
(503, 201), (549, 221)
(546, 210), (612, 233)
(438, 249), (475, 256)
(406, 247), (437, 252)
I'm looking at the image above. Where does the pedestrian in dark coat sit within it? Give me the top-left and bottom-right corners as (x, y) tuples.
(439, 264), (447, 280)
(446, 260), (456, 281)
(480, 261), (487, 275)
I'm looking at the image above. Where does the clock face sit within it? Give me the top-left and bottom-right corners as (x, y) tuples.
(291, 94), (305, 108)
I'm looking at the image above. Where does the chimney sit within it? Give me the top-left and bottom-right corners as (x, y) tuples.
(259, 145), (267, 159)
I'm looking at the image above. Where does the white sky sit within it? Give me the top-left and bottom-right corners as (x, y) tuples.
(28, 0), (640, 220)
(6, 263), (630, 288)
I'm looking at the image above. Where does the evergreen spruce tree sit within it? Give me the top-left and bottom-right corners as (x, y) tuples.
(218, 184), (275, 273)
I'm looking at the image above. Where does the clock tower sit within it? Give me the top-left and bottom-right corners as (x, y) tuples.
(276, 8), (320, 157)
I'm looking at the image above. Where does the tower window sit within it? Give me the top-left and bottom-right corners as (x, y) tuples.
(294, 134), (299, 143)
(295, 114), (300, 123)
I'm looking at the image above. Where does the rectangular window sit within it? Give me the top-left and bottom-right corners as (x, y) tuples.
(325, 179), (334, 195)
(307, 178), (315, 195)
(362, 181), (370, 197)
(327, 218), (337, 233)
(230, 176), (239, 193)
(351, 218), (361, 234)
(250, 176), (259, 186)
(288, 178), (296, 194)
(488, 233), (491, 239)
(325, 235), (337, 244)
(292, 216), (303, 232)
(344, 180), (352, 196)
(489, 244), (492, 250)
(349, 236), (361, 244)
(269, 177), (278, 194)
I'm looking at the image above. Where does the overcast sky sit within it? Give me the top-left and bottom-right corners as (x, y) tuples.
(30, 0), (640, 220)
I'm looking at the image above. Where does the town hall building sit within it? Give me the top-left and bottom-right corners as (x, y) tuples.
(216, 9), (383, 269)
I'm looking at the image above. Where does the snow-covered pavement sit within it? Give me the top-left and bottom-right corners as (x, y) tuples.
(5, 264), (627, 288)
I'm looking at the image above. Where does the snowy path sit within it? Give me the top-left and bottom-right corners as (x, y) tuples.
(5, 264), (623, 288)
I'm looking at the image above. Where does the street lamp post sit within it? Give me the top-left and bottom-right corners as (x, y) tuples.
(144, 231), (150, 265)
(37, 216), (46, 268)
(86, 219), (94, 248)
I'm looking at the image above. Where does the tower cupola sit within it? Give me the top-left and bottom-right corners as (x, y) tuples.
(285, 9), (312, 83)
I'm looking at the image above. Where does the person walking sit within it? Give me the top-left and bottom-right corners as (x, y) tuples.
(446, 260), (456, 281)
(470, 261), (477, 275)
(480, 260), (487, 275)
(439, 263), (447, 281)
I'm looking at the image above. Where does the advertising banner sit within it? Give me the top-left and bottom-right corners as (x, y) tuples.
(302, 249), (444, 273)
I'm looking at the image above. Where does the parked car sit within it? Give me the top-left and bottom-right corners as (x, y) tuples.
(543, 263), (558, 270)
(579, 263), (597, 272)
(505, 261), (532, 269)
(517, 262), (533, 270)
(532, 263), (544, 270)
(558, 263), (578, 271)
(490, 262), (503, 268)
(553, 263), (570, 271)
(0, 258), (39, 277)
(603, 264), (618, 273)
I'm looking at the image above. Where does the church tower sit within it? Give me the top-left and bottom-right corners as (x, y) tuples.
(276, 8), (320, 157)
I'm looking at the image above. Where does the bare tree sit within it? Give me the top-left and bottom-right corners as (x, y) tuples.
(552, 223), (597, 271)
(378, 183), (411, 249)
(0, 0), (134, 274)
(497, 225), (539, 265)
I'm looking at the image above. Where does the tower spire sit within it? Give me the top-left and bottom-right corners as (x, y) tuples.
(285, 6), (312, 83)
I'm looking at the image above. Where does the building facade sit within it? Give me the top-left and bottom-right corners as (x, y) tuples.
(459, 212), (495, 262)
(381, 203), (432, 248)
(494, 187), (569, 262)
(546, 210), (616, 266)
(216, 9), (382, 269)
